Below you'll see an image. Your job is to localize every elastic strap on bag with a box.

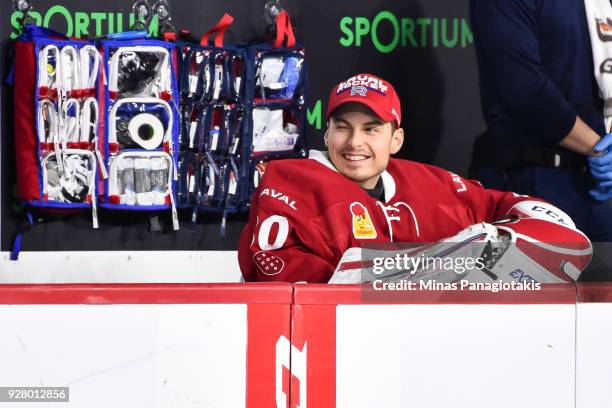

[23,24,68,41]
[200,13,234,48]
[273,10,296,49]
[11,211,35,261]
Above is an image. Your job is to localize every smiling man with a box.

[238,73,591,283]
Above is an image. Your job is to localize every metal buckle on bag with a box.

[13,0,35,28]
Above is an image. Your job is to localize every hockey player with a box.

[238,73,592,283]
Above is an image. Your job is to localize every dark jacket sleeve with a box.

[470,0,577,143]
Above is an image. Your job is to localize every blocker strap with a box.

[273,10,296,49]
[200,13,234,48]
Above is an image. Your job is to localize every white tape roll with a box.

[128,113,164,150]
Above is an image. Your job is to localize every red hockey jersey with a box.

[238,150,545,283]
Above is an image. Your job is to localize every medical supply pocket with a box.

[197,155,241,212]
[229,52,246,102]
[108,98,174,152]
[106,43,174,100]
[210,52,231,102]
[251,105,304,155]
[42,149,97,205]
[181,49,212,101]
[253,49,305,103]
[223,156,242,210]
[181,101,208,150]
[37,43,61,100]
[180,47,246,103]
[38,149,99,229]
[36,41,100,101]
[177,152,241,233]
[177,151,201,207]
[107,151,175,209]
[102,135,180,230]
[204,104,245,155]
[178,13,245,104]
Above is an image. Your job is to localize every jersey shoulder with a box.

[386,158,479,198]
[387,158,457,182]
[260,156,373,213]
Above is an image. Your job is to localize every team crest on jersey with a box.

[350,202,377,239]
[253,251,285,276]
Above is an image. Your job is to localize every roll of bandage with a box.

[127,113,164,150]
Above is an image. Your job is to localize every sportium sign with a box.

[339,11,473,53]
[9,6,159,39]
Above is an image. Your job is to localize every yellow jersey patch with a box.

[350,202,377,239]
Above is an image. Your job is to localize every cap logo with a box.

[337,75,389,95]
[350,85,368,96]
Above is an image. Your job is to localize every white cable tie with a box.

[90,161,99,229]
[80,97,98,143]
[94,145,108,179]
[38,100,58,144]
[61,98,81,144]
[168,159,179,230]
[80,45,100,89]
[60,46,80,95]
[213,61,223,100]
[170,192,179,231]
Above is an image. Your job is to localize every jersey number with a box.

[258,215,289,250]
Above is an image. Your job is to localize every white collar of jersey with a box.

[308,149,396,203]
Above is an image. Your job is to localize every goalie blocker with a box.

[493,200,592,282]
